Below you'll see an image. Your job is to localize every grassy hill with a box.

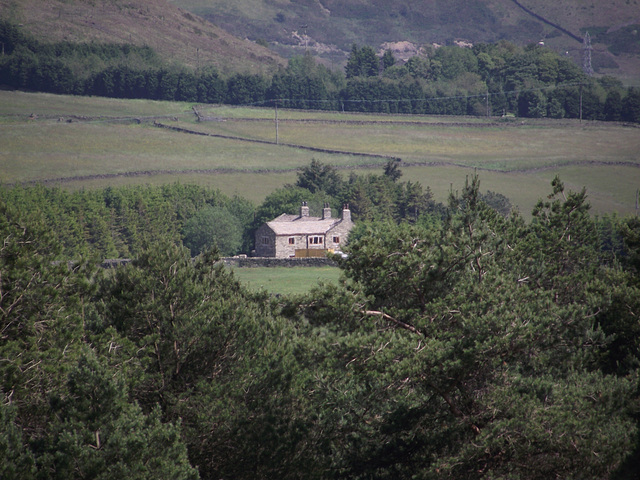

[0,0,285,75]
[169,0,640,84]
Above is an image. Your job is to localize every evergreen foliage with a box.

[182,205,243,256]
[295,158,345,196]
[45,351,199,480]
[295,174,640,478]
[1,172,639,478]
[0,183,252,259]
[345,44,380,78]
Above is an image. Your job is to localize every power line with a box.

[240,82,586,109]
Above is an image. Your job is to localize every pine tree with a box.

[298,174,639,478]
[42,351,198,479]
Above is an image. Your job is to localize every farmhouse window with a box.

[310,236,323,245]
[261,237,270,245]
[333,236,340,244]
[289,237,295,245]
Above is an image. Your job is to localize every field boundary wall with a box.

[221,257,338,268]
[98,257,337,268]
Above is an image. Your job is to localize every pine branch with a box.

[364,310,422,336]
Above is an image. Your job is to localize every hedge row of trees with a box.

[0,160,512,261]
[0,183,256,259]
[0,165,425,263]
[2,20,640,121]
[2,173,639,479]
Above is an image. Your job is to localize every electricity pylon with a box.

[583,32,594,76]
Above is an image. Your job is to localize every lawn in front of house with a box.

[231,266,342,296]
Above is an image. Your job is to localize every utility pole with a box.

[579,84,583,123]
[486,90,490,118]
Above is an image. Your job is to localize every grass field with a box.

[230,266,342,295]
[1,90,639,216]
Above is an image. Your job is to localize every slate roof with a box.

[266,215,343,236]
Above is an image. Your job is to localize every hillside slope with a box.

[169,0,640,83]
[0,0,285,75]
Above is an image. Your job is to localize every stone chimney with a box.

[322,203,332,220]
[300,201,309,217]
[342,204,351,222]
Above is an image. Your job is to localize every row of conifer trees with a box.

[2,20,640,121]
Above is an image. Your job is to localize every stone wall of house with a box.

[254,224,277,257]
[327,218,353,252]
[274,234,307,258]
[273,228,350,259]
[259,231,344,259]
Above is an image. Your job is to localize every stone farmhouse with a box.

[254,202,353,258]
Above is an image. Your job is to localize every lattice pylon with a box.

[583,32,594,76]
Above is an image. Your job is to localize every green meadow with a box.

[1,90,639,216]
[230,266,342,296]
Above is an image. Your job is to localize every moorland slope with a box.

[0,0,285,75]
[170,0,640,82]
